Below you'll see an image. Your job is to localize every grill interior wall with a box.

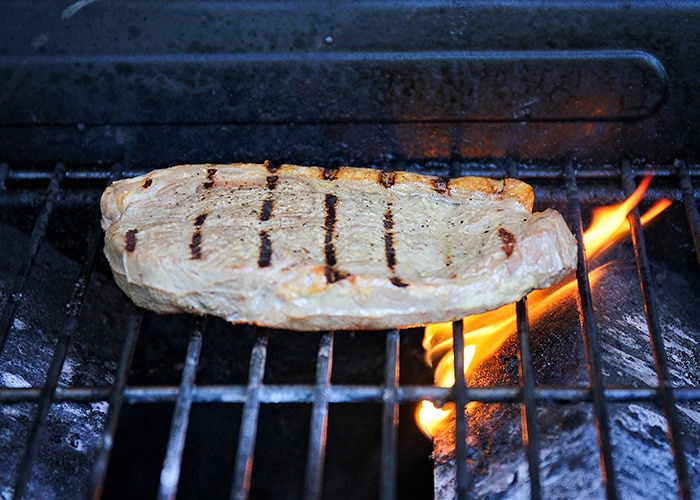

[0,162,699,499]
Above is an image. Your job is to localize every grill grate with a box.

[0,161,699,499]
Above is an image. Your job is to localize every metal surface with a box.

[2,2,700,165]
[0,160,699,499]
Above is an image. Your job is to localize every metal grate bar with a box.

[303,332,333,500]
[0,163,65,356]
[157,316,205,500]
[564,163,618,499]
[515,299,542,499]
[231,332,268,500]
[4,382,700,407]
[89,310,143,500]
[12,203,103,500]
[380,328,400,500]
[621,162,692,500]
[677,159,700,270]
[451,319,472,500]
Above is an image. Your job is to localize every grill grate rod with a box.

[677,159,700,270]
[565,164,618,499]
[89,310,142,499]
[0,163,65,356]
[157,316,205,500]
[621,163,692,500]
[451,319,473,500]
[231,332,268,500]
[12,196,103,500]
[380,328,400,500]
[515,298,542,499]
[303,332,333,500]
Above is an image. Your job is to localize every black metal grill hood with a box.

[1,1,700,167]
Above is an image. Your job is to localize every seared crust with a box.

[101,163,576,331]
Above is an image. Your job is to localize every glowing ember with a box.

[417,177,671,439]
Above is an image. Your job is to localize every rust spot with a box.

[432,176,449,195]
[390,276,409,287]
[498,226,516,258]
[258,230,272,267]
[379,171,396,189]
[142,178,152,189]
[124,229,138,252]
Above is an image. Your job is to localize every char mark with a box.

[260,198,274,221]
[124,229,138,253]
[390,276,409,288]
[190,213,208,259]
[498,226,516,258]
[264,159,279,173]
[432,176,449,195]
[266,175,279,190]
[379,171,396,189]
[323,167,340,181]
[323,193,350,283]
[324,194,338,268]
[203,167,217,189]
[258,230,272,267]
[142,178,152,189]
[383,208,396,271]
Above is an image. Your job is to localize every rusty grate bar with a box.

[564,163,618,499]
[621,161,691,500]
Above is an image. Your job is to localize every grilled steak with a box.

[100,163,577,331]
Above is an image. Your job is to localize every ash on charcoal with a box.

[433,242,700,499]
[0,223,132,499]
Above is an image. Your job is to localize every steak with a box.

[100,163,577,331]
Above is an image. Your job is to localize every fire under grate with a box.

[0,160,699,499]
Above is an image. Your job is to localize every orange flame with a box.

[416,177,671,439]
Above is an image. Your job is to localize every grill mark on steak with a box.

[432,176,449,195]
[323,193,349,283]
[264,159,279,173]
[124,229,138,253]
[259,199,274,222]
[379,171,396,189]
[257,175,279,267]
[323,167,340,181]
[266,175,279,191]
[203,167,217,189]
[190,213,208,260]
[383,204,409,287]
[258,230,272,267]
[498,226,516,258]
[383,207,397,271]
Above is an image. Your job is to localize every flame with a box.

[417,177,671,439]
